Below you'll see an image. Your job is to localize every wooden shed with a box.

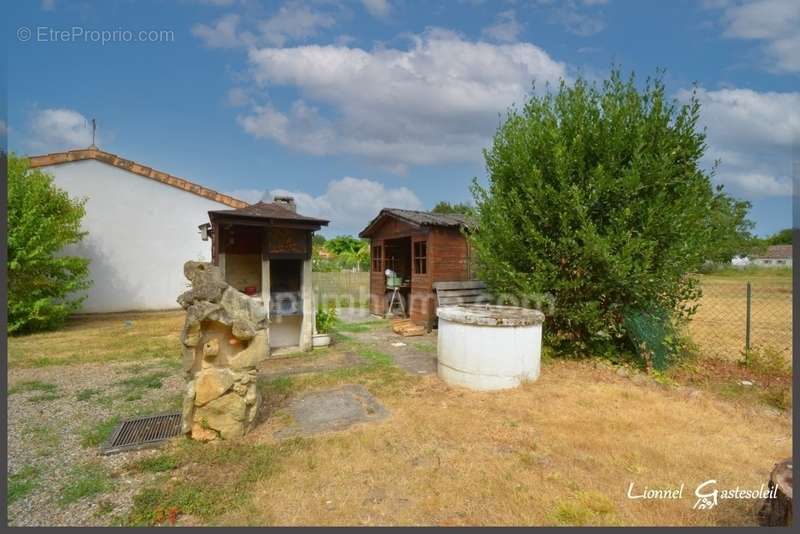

[359,208,473,326]
[203,196,329,351]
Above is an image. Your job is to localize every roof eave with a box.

[209,210,329,228]
[27,148,248,209]
[358,209,422,238]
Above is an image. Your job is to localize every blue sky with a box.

[4,0,798,236]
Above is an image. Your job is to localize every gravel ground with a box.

[7,359,185,526]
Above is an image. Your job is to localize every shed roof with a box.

[209,201,329,228]
[753,245,792,260]
[359,208,470,237]
[27,147,247,209]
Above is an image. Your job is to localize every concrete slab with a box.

[274,384,389,439]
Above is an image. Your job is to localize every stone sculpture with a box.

[178,261,269,441]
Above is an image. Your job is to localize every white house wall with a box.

[41,159,230,313]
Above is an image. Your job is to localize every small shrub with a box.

[743,347,790,378]
[7,153,91,334]
[315,303,338,334]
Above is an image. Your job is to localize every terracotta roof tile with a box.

[27,148,248,209]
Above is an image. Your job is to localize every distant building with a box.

[731,255,751,267]
[751,245,792,268]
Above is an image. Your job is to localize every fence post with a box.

[744,281,752,362]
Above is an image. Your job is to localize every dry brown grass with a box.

[223,360,791,526]
[7,311,184,368]
[690,273,791,362]
[9,310,792,526]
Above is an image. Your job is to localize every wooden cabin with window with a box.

[359,208,473,326]
[201,196,328,351]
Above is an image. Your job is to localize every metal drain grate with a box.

[102,412,182,455]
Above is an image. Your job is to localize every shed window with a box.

[413,241,427,274]
[372,245,383,272]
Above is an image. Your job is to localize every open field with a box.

[691,269,792,362]
[6,310,792,526]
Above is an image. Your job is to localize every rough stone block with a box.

[228,331,268,370]
[194,368,235,406]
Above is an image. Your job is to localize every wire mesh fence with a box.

[689,280,792,362]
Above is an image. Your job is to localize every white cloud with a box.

[192,13,253,48]
[225,86,250,107]
[192,3,336,49]
[482,10,523,43]
[27,108,95,152]
[362,0,391,18]
[712,0,800,72]
[260,2,335,47]
[238,28,567,170]
[230,176,422,235]
[552,1,606,36]
[532,0,606,36]
[0,120,7,136]
[677,87,799,196]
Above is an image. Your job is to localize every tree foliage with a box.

[311,233,326,247]
[764,228,792,246]
[470,70,755,360]
[7,153,92,334]
[704,192,757,262]
[313,235,369,271]
[431,201,475,216]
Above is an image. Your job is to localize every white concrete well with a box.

[436,304,545,391]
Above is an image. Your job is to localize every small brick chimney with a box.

[273,195,296,212]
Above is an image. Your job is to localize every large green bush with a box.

[7,153,91,334]
[470,70,754,359]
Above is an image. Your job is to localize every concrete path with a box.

[349,324,438,375]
